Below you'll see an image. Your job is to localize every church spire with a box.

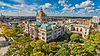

[40,7,43,12]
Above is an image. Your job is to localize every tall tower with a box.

[36,8,47,22]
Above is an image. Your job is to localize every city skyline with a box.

[0,0,100,16]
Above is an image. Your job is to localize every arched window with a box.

[80,28,82,32]
[77,28,78,31]
[73,27,75,31]
[71,25,75,31]
[68,29,69,31]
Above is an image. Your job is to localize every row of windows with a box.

[71,28,83,32]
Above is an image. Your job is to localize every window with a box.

[80,28,82,32]
[47,32,52,36]
[85,32,87,34]
[72,27,75,31]
[42,37,45,39]
[55,31,56,33]
[58,32,61,35]
[58,29,61,31]
[54,35,56,38]
[42,33,45,35]
[77,28,78,31]
[47,36,51,40]
[68,29,69,31]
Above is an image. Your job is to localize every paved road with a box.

[0,37,9,56]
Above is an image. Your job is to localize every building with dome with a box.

[22,8,91,42]
[36,8,48,22]
[23,8,66,42]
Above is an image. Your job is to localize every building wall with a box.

[92,16,100,24]
[65,24,90,38]
[37,27,65,42]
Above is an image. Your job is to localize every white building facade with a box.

[65,24,90,38]
[92,16,100,25]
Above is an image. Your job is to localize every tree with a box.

[49,53,54,56]
[63,33,70,42]
[0,21,2,26]
[30,52,45,56]
[49,42,61,53]
[42,44,50,54]
[4,35,33,56]
[0,24,23,41]
[55,43,70,56]
[1,26,11,41]
[12,24,24,35]
[67,32,73,37]
[70,34,80,43]
[30,40,36,48]
[55,47,70,56]
[34,40,46,52]
[83,31,100,56]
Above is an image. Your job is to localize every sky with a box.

[0,0,100,16]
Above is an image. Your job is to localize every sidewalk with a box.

[0,46,9,56]
[0,37,9,56]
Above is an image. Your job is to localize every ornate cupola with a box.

[36,8,48,22]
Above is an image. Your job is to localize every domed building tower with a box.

[36,8,48,22]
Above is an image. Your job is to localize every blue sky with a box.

[0,0,100,16]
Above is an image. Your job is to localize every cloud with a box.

[40,3,53,9]
[0,1,19,9]
[88,10,95,13]
[1,6,4,9]
[75,0,94,8]
[58,0,66,6]
[10,0,25,3]
[62,6,75,13]
[85,7,94,10]
[0,1,38,11]
[96,9,100,11]
[0,2,6,6]
[78,9,86,13]
[58,0,65,4]
[12,4,38,14]
[0,1,38,16]
[0,10,37,16]
[62,7,70,11]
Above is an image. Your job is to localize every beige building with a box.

[65,24,90,38]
